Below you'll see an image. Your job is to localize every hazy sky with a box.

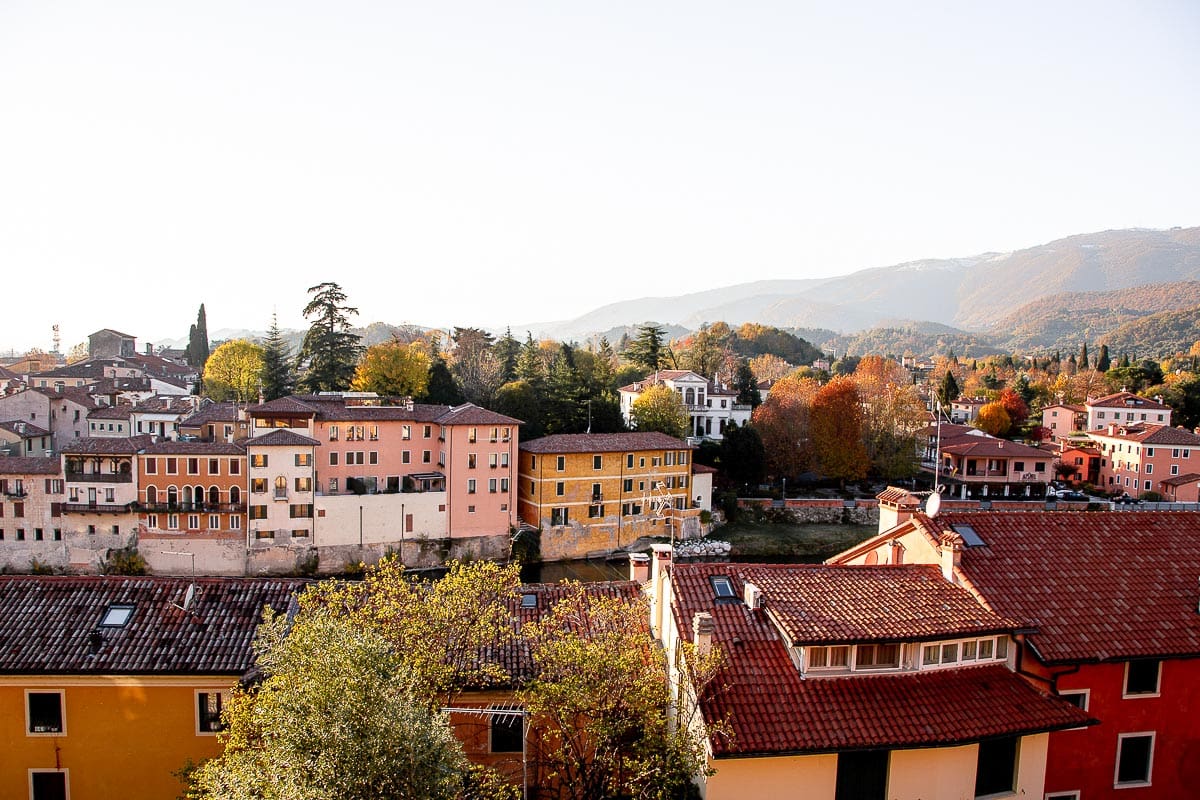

[2,1,1199,353]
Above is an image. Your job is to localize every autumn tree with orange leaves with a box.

[750,374,820,480]
[810,376,871,488]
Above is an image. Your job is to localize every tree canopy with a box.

[630,384,689,438]
[203,339,265,402]
[624,324,671,373]
[351,340,431,398]
[297,282,363,393]
[259,313,295,401]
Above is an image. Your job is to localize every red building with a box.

[833,505,1200,798]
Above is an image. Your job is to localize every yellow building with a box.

[517,432,701,561]
[0,575,304,800]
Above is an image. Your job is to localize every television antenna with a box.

[160,551,200,612]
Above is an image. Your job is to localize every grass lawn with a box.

[715,520,877,562]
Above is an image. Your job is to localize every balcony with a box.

[62,502,133,514]
[3,489,27,499]
[65,471,133,484]
[139,502,246,514]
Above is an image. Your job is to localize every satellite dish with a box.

[925,492,942,518]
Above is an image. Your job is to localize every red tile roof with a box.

[87,405,133,420]
[61,435,155,455]
[1087,391,1169,410]
[0,576,307,675]
[916,511,1200,663]
[0,456,61,475]
[142,441,245,456]
[435,403,523,426]
[247,429,320,447]
[0,420,50,437]
[1160,472,1200,486]
[940,438,1046,459]
[1091,423,1200,446]
[179,401,241,426]
[673,563,1023,646]
[669,563,1089,756]
[521,432,692,454]
[876,486,920,507]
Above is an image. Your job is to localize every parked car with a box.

[1054,490,1089,501]
[1113,493,1142,505]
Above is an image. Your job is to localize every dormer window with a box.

[807,645,850,671]
[855,643,900,670]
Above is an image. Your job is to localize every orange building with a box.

[0,575,304,800]
[517,433,700,561]
[137,441,247,537]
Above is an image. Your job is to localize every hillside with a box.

[821,322,1000,360]
[1097,306,1200,358]
[988,281,1200,352]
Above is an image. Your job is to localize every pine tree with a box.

[296,283,363,393]
[544,345,586,434]
[625,323,669,373]
[493,327,520,384]
[516,333,546,390]
[259,312,295,401]
[937,370,960,407]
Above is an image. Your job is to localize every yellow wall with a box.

[704,753,837,800]
[704,736,1049,800]
[1,676,237,800]
[888,744,977,798]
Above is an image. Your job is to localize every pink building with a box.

[1085,392,1171,431]
[1040,403,1084,439]
[1088,423,1200,497]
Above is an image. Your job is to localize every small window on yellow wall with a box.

[197,691,227,734]
[26,690,64,735]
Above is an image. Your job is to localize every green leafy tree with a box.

[1165,374,1200,430]
[519,585,717,800]
[625,323,670,373]
[259,312,295,401]
[544,345,587,434]
[630,384,689,438]
[494,380,543,438]
[734,360,762,408]
[203,339,265,402]
[516,333,548,391]
[589,337,618,397]
[351,340,431,398]
[679,323,727,378]
[810,376,870,487]
[297,282,363,393]
[188,607,468,800]
[451,328,505,406]
[426,355,464,405]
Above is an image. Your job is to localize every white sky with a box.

[2,1,1199,353]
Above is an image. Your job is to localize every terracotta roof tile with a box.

[87,405,133,420]
[0,420,50,437]
[0,456,61,475]
[1091,423,1200,446]
[669,563,1089,756]
[0,576,307,675]
[1160,472,1200,486]
[1088,391,1169,410]
[921,511,1200,663]
[435,403,523,426]
[142,441,245,456]
[521,432,691,454]
[247,429,320,447]
[60,435,154,455]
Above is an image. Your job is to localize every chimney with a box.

[648,543,673,640]
[628,552,651,583]
[145,343,153,355]
[692,611,715,656]
[939,532,963,583]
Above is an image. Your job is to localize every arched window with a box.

[229,486,241,505]
[195,485,205,509]
[275,476,287,499]
[168,486,179,508]
[146,486,157,505]
[209,486,220,506]
[182,486,193,508]
[685,388,695,405]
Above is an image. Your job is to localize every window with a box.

[855,643,900,670]
[923,644,940,666]
[468,453,477,468]
[168,515,179,530]
[291,529,309,538]
[556,481,564,496]
[197,691,227,734]
[249,505,267,520]
[423,425,431,438]
[187,458,199,475]
[623,478,633,492]
[295,477,312,492]
[501,452,509,467]
[251,478,267,493]
[1145,464,1153,474]
[29,770,67,800]
[836,749,888,800]
[1124,659,1161,697]
[711,576,735,598]
[551,507,569,526]
[401,425,411,440]
[423,450,431,463]
[626,453,634,468]
[208,514,219,529]
[974,736,1017,797]
[1115,732,1154,787]
[941,642,959,664]
[593,455,602,469]
[369,425,378,441]
[329,425,339,441]
[369,451,378,465]
[250,454,268,468]
[295,453,311,467]
[808,645,850,670]
[27,691,64,734]
[468,479,476,494]
[490,706,524,753]
[230,516,241,530]
[147,514,158,529]
[187,515,199,530]
[489,479,497,493]
[229,459,240,475]
[289,504,313,518]
[588,504,604,518]
[329,451,339,466]
[489,453,498,468]
[556,456,565,471]
[100,604,134,627]
[145,458,157,475]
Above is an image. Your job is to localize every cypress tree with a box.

[1095,344,1111,373]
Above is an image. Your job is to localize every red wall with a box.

[1044,658,1200,797]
